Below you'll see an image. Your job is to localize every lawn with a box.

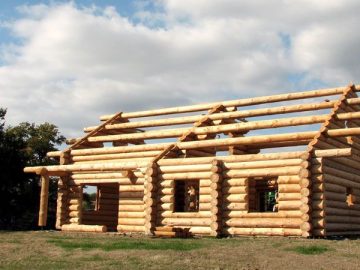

[0,231,359,270]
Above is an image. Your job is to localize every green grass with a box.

[47,238,203,251]
[289,245,330,255]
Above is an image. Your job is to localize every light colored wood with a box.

[224,218,302,228]
[100,85,353,120]
[223,211,303,218]
[223,167,308,178]
[85,100,340,131]
[117,225,145,232]
[223,159,308,170]
[89,114,332,142]
[38,174,49,227]
[223,227,303,236]
[61,224,107,232]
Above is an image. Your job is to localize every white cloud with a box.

[0,1,359,139]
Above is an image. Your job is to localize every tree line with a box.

[0,108,65,230]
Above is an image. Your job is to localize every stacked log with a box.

[56,176,69,229]
[308,86,360,236]
[210,160,223,236]
[312,158,360,236]
[117,174,145,233]
[157,163,213,236]
[153,226,191,238]
[62,224,107,232]
[143,164,158,235]
[67,186,82,225]
[221,154,309,237]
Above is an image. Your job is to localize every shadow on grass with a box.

[48,238,203,251]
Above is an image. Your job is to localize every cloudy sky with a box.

[1,0,359,138]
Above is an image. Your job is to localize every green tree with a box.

[0,109,65,229]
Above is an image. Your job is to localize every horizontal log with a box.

[118,205,144,212]
[24,162,148,174]
[323,170,360,189]
[223,159,308,170]
[117,225,144,232]
[312,191,346,202]
[223,178,248,187]
[118,212,145,218]
[278,201,302,211]
[89,114,332,142]
[61,224,107,232]
[223,227,303,236]
[223,202,248,211]
[223,194,248,203]
[72,151,161,162]
[224,218,302,228]
[118,218,145,226]
[159,211,212,218]
[325,207,360,217]
[100,85,354,120]
[87,100,344,131]
[278,193,301,201]
[71,172,144,180]
[223,211,302,218]
[223,167,308,178]
[222,186,248,193]
[160,218,211,226]
[158,164,213,173]
[160,172,212,180]
[326,223,360,232]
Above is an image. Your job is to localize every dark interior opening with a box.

[174,180,199,212]
[249,178,278,212]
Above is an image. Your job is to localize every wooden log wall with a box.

[156,163,214,236]
[221,155,310,237]
[82,184,119,231]
[117,174,145,233]
[55,176,69,229]
[310,87,360,236]
[144,164,158,234]
[67,186,82,225]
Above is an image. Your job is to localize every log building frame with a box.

[24,84,360,237]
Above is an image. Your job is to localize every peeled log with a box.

[38,174,49,227]
[224,218,302,228]
[223,227,303,236]
[100,85,352,120]
[117,225,144,232]
[223,167,308,178]
[61,224,107,232]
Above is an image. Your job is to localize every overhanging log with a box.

[100,85,359,120]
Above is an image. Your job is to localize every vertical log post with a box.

[210,160,223,237]
[38,169,49,227]
[144,164,159,235]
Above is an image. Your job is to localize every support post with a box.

[38,172,50,227]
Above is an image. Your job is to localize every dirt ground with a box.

[0,231,359,270]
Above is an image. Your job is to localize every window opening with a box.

[249,178,278,212]
[82,185,99,211]
[174,180,199,212]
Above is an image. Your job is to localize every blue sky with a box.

[0,0,359,139]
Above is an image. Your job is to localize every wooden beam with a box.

[38,173,49,227]
[100,85,357,120]
[86,100,337,132]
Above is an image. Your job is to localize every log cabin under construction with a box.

[24,84,360,237]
